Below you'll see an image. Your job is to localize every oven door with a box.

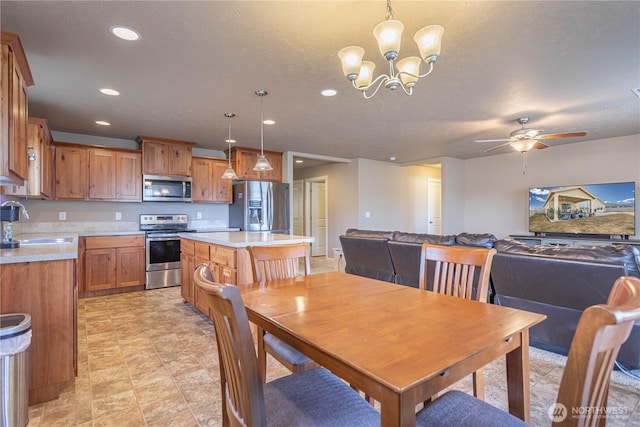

[146,235,181,271]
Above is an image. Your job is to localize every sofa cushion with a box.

[339,235,395,282]
[345,229,395,239]
[392,232,456,246]
[456,232,498,248]
[494,239,640,277]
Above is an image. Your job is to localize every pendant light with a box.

[253,90,273,171]
[221,113,239,180]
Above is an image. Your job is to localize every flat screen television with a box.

[529,181,636,237]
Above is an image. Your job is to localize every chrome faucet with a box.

[1,200,30,220]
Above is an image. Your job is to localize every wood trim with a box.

[1,31,34,86]
[136,135,196,147]
[51,141,141,154]
[79,284,145,299]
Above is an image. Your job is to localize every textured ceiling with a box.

[2,1,639,167]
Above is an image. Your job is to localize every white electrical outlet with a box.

[196,212,202,219]
[115,212,122,221]
[59,212,66,221]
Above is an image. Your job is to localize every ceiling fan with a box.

[475,116,587,153]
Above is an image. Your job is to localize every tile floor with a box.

[26,257,640,427]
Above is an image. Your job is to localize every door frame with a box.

[304,175,329,257]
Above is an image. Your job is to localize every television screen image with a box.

[529,181,636,236]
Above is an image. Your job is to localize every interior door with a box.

[292,180,304,235]
[310,181,327,256]
[427,178,442,234]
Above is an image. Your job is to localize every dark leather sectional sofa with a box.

[339,229,640,368]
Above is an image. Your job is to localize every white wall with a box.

[462,134,640,239]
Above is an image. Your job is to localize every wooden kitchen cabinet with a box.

[1,259,76,405]
[180,238,252,319]
[137,136,194,177]
[55,144,87,199]
[82,235,145,294]
[4,118,54,199]
[192,156,232,203]
[228,147,283,182]
[0,32,34,185]
[55,142,142,201]
[180,238,195,305]
[88,148,142,201]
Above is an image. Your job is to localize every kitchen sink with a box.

[19,237,74,245]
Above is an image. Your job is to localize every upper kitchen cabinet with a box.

[54,142,142,201]
[137,136,194,177]
[0,31,35,185]
[191,157,232,203]
[4,118,54,199]
[228,147,283,182]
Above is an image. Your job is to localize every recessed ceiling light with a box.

[99,88,120,96]
[263,120,275,125]
[389,156,397,161]
[321,89,337,97]
[225,139,236,143]
[109,25,141,41]
[95,120,111,126]
[295,159,304,163]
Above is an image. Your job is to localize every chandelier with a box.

[253,90,273,171]
[221,113,239,180]
[338,0,444,99]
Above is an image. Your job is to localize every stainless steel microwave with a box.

[143,175,192,202]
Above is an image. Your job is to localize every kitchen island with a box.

[0,233,79,404]
[179,231,314,317]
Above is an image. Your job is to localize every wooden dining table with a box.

[237,271,546,427]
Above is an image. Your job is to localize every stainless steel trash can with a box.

[1,314,31,427]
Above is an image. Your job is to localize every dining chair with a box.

[193,264,380,427]
[419,243,497,400]
[247,243,319,381]
[416,275,640,427]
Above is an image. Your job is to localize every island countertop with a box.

[0,233,79,264]
[180,231,314,248]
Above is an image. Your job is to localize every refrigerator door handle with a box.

[267,184,273,230]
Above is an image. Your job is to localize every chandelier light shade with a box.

[253,90,273,172]
[221,113,239,180]
[338,0,444,99]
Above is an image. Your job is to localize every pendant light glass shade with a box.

[222,113,239,180]
[253,90,273,172]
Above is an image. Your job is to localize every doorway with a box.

[292,176,328,257]
[427,178,441,234]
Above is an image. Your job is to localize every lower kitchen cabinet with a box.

[0,259,76,405]
[81,235,145,295]
[180,238,252,319]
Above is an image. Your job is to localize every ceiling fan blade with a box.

[538,131,587,139]
[484,141,515,152]
[533,141,549,150]
[475,138,512,143]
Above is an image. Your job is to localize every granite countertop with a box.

[181,231,314,248]
[1,232,79,264]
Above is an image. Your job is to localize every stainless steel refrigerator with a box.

[229,181,290,233]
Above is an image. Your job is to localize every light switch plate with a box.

[59,212,66,221]
[115,212,122,220]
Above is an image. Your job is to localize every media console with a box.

[510,234,640,249]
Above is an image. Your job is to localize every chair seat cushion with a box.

[264,332,314,365]
[416,390,530,427]
[265,368,380,426]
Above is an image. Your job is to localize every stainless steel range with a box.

[140,214,195,290]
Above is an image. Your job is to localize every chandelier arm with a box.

[360,77,389,100]
[351,73,389,92]
[399,83,413,96]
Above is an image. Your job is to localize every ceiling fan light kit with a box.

[338,0,444,99]
[475,116,588,174]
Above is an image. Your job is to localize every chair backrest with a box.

[247,243,311,282]
[193,263,267,427]
[554,276,640,427]
[418,244,497,302]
